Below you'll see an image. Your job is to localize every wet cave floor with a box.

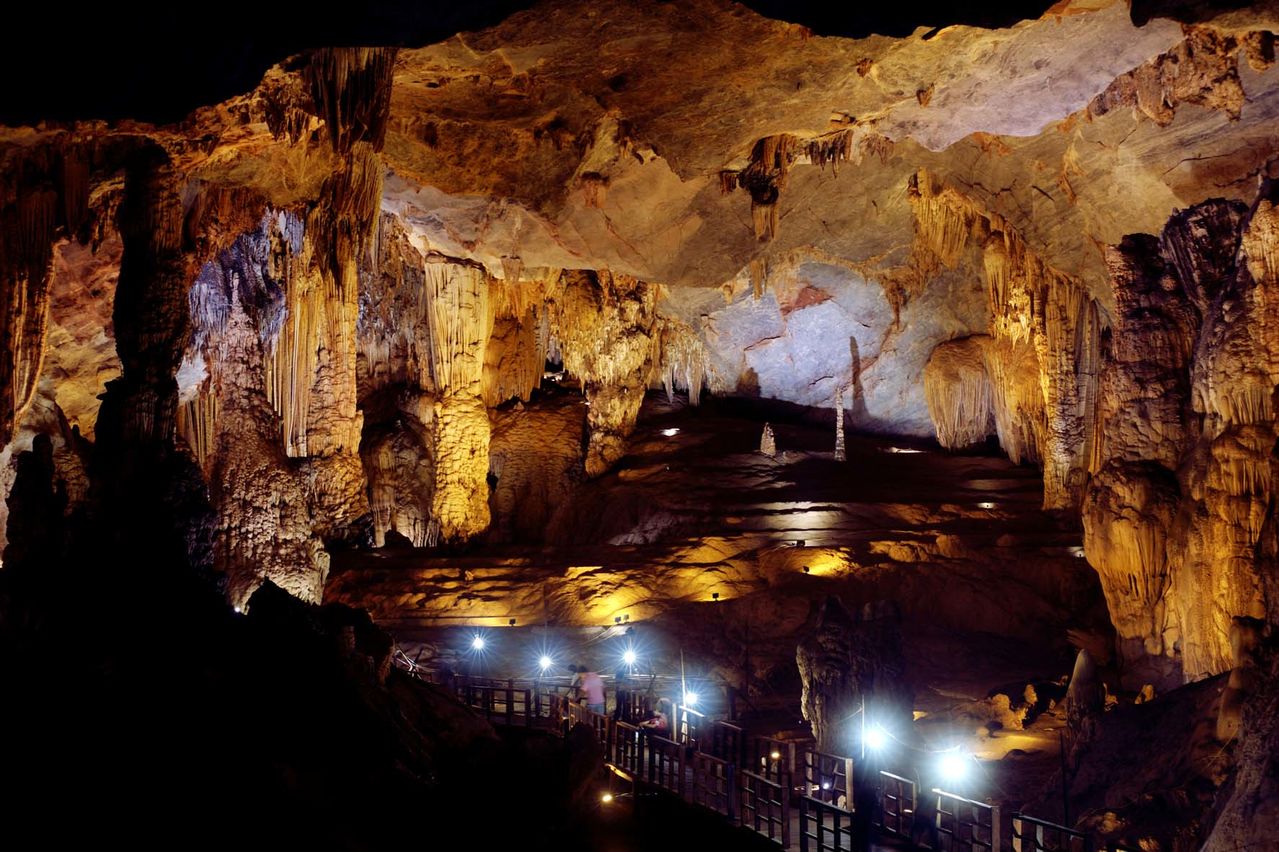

[330,393,1107,819]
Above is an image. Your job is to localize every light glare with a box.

[939,751,969,785]
[683,691,699,706]
[471,635,486,651]
[601,792,614,803]
[865,724,888,751]
[539,655,553,671]
[623,649,637,666]
[662,427,680,437]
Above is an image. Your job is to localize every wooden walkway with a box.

[398,658,1133,852]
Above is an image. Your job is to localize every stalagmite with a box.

[759,422,776,457]
[833,385,846,461]
[210,292,326,607]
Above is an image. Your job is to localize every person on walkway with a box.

[573,665,606,715]
[639,699,671,737]
[613,666,632,721]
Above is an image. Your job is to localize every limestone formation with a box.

[4,2,1279,841]
[1083,190,1278,686]
[796,597,913,755]
[923,335,995,450]
[552,270,660,477]
[759,423,776,457]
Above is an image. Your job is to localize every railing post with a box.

[799,795,810,852]
[781,772,792,848]
[726,761,736,821]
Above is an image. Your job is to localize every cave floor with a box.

[331,393,1102,816]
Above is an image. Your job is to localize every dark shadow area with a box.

[3,0,1064,126]
[0,0,536,125]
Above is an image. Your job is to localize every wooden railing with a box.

[460,683,534,728]
[1012,813,1092,852]
[740,769,791,847]
[877,770,917,840]
[748,735,800,784]
[394,658,1136,852]
[612,720,645,776]
[803,749,853,809]
[707,719,743,764]
[676,704,706,750]
[646,734,686,797]
[799,795,856,852]
[935,788,1000,852]
[689,751,735,818]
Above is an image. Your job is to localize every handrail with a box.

[934,787,1000,852]
[799,794,856,852]
[397,651,1130,852]
[877,770,917,840]
[739,769,791,847]
[1012,812,1092,852]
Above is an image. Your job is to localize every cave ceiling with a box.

[7,0,1277,308]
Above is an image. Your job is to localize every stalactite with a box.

[177,385,218,471]
[910,168,1100,509]
[305,47,398,154]
[656,317,708,406]
[982,338,1045,466]
[424,260,493,396]
[749,256,768,300]
[923,335,996,450]
[551,269,659,477]
[751,201,778,242]
[0,142,98,449]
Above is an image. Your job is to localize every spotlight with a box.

[539,655,554,672]
[977,502,995,510]
[864,724,888,752]
[938,751,970,786]
[683,691,699,707]
[662,427,680,437]
[471,635,486,651]
[623,649,637,666]
[601,792,614,804]
[770,750,781,761]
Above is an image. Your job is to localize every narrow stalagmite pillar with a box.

[759,422,776,457]
[833,385,846,462]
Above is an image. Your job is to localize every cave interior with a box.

[3,1,1279,849]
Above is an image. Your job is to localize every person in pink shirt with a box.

[573,665,606,714]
